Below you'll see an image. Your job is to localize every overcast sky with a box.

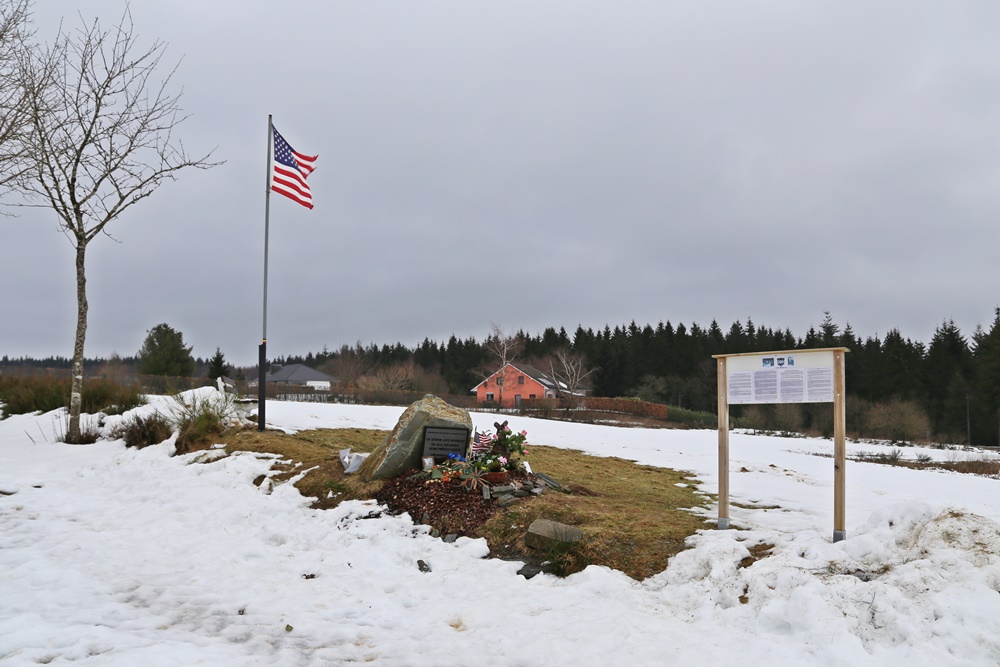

[3,1,999,366]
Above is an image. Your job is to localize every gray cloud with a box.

[3,1,999,365]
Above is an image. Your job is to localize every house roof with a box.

[265,364,335,384]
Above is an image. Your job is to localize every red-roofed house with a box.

[471,362,586,408]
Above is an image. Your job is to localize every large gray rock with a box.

[524,518,583,550]
[358,395,472,480]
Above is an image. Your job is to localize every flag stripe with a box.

[272,184,312,204]
[272,165,310,194]
[471,431,492,453]
[271,125,317,210]
[272,181,312,203]
[272,187,313,209]
[293,152,317,175]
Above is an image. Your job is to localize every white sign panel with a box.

[726,350,835,404]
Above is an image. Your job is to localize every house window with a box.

[529,394,536,399]
[486,392,495,402]
[518,376,525,385]
[496,377,503,386]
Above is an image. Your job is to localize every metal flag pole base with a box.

[257,341,266,432]
[833,530,847,543]
[718,517,730,530]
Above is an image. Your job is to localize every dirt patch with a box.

[738,542,775,569]
[375,471,505,537]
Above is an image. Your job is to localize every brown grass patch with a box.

[476,446,708,580]
[737,542,775,568]
[935,459,1000,476]
[732,501,782,510]
[221,427,388,508]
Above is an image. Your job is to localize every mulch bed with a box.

[374,469,527,538]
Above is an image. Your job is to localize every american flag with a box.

[471,431,492,454]
[271,127,317,209]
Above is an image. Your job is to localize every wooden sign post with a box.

[713,347,849,542]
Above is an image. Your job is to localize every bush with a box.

[114,413,173,449]
[169,392,236,454]
[866,399,931,443]
[0,375,145,417]
[738,405,771,432]
[666,405,718,429]
[0,375,67,416]
[857,448,905,466]
[81,378,145,415]
[773,403,804,435]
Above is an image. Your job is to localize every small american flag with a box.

[471,431,492,454]
[271,126,317,209]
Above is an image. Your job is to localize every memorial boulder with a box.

[357,395,472,480]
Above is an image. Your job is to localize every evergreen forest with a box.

[3,311,1000,446]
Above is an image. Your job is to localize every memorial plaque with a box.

[422,426,470,462]
[725,350,835,404]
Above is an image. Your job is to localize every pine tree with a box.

[819,311,840,346]
[136,324,195,377]
[971,308,1000,445]
[923,320,971,440]
[207,347,229,381]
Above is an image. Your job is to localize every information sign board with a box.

[714,347,849,542]
[725,350,835,404]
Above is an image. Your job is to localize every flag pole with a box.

[258,114,273,432]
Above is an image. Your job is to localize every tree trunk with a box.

[67,239,88,443]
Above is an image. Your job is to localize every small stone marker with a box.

[535,472,563,489]
[525,518,583,550]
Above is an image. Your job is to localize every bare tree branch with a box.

[0,0,33,197]
[548,347,596,404]
[482,324,523,407]
[15,5,221,441]
[358,363,416,392]
[21,6,221,242]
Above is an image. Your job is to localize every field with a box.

[2,391,1000,665]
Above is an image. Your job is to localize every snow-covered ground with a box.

[2,392,1000,665]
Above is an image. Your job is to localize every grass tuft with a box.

[113,413,174,449]
[169,392,239,454]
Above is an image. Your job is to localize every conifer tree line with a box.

[4,310,1000,445]
[269,310,1000,446]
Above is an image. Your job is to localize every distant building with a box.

[264,363,336,389]
[471,362,587,408]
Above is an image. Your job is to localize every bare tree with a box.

[548,347,596,406]
[0,0,31,194]
[358,363,416,392]
[321,343,371,388]
[482,324,523,407]
[18,8,219,442]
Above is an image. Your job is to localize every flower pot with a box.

[482,470,509,485]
